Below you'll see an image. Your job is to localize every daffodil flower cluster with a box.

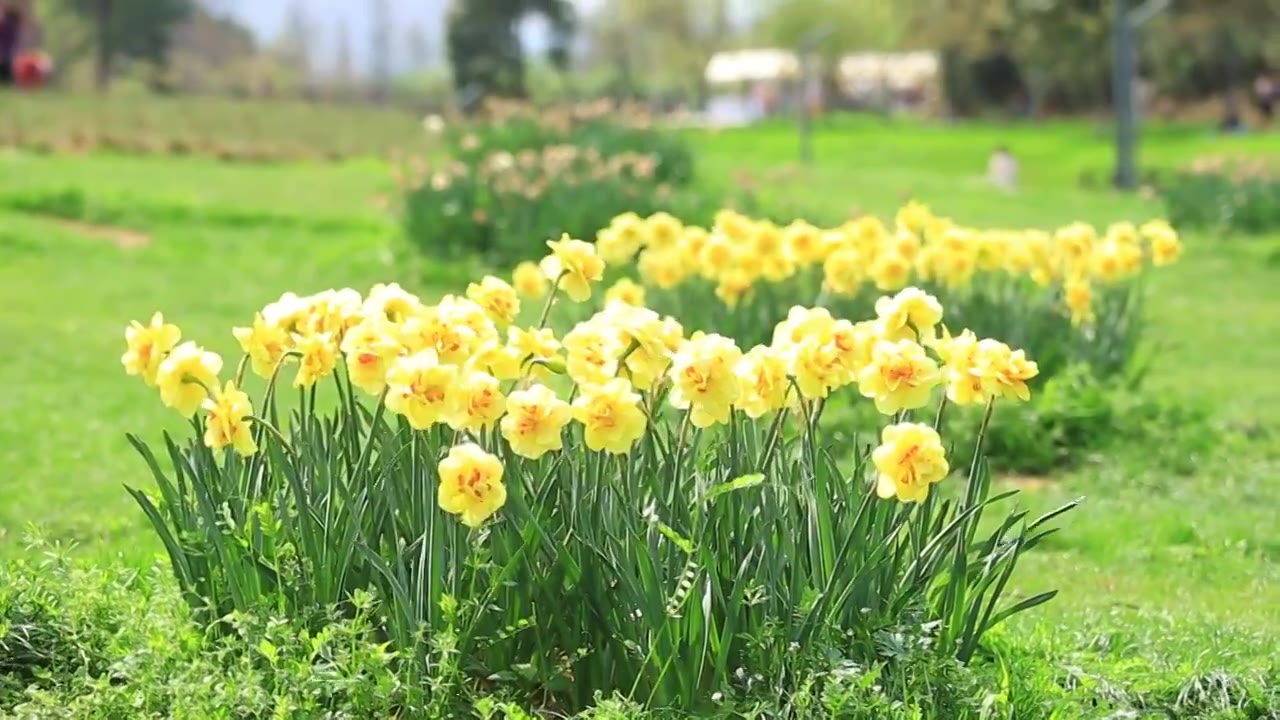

[593,202,1182,329]
[123,233,1042,529]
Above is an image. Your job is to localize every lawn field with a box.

[3,117,1279,715]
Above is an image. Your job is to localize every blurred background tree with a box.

[446,0,574,105]
[15,0,1277,119]
[67,0,194,90]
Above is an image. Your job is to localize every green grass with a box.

[3,113,1280,715]
[1,92,425,160]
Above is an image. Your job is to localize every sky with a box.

[214,0,575,76]
[214,0,765,77]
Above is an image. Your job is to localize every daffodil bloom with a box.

[447,371,506,432]
[508,326,562,372]
[1054,222,1096,268]
[299,288,363,340]
[1064,278,1094,327]
[874,287,944,344]
[123,312,182,386]
[698,234,735,278]
[466,275,521,326]
[822,247,864,297]
[437,443,507,527]
[340,317,403,395]
[714,272,753,308]
[680,226,710,265]
[573,379,647,454]
[401,307,479,366]
[932,328,989,405]
[563,322,623,387]
[890,229,922,261]
[857,339,941,415]
[602,304,677,391]
[261,291,309,332]
[605,278,646,307]
[771,305,836,347]
[895,200,934,236]
[638,248,690,290]
[385,351,460,430]
[364,282,422,322]
[714,208,754,241]
[973,339,1038,402]
[156,341,223,418]
[500,384,573,459]
[872,422,949,503]
[468,339,523,381]
[668,333,743,428]
[828,318,876,380]
[788,336,845,400]
[645,211,685,251]
[292,332,339,388]
[1141,219,1182,266]
[512,261,548,299]
[202,381,257,455]
[735,345,791,418]
[438,295,500,347]
[597,224,644,266]
[1090,240,1132,283]
[1105,221,1141,247]
[540,234,605,303]
[233,313,292,379]
[783,220,824,266]
[870,251,911,291]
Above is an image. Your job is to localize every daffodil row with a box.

[590,202,1182,327]
[123,236,1039,528]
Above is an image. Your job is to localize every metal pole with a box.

[1113,0,1138,190]
[795,24,833,165]
[798,53,813,164]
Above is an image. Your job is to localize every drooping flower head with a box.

[500,384,573,459]
[202,380,257,456]
[123,312,182,386]
[872,422,950,503]
[437,443,507,527]
[157,341,223,418]
[540,234,605,303]
[573,378,648,454]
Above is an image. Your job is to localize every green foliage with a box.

[0,539,422,717]
[124,340,1068,712]
[1163,166,1280,236]
[951,365,1217,476]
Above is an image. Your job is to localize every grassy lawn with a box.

[3,117,1279,713]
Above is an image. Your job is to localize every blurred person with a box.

[0,1,21,86]
[1255,74,1276,124]
[987,145,1018,191]
[14,49,50,88]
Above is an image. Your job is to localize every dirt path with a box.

[44,217,150,249]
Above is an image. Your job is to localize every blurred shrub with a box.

[1163,156,1280,235]
[399,99,708,264]
[823,365,1216,477]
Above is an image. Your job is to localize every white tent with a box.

[838,51,939,95]
[705,49,800,85]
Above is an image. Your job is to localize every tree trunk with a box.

[95,0,113,91]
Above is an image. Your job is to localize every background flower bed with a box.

[1161,156,1280,236]
[580,204,1195,475]
[398,101,720,265]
